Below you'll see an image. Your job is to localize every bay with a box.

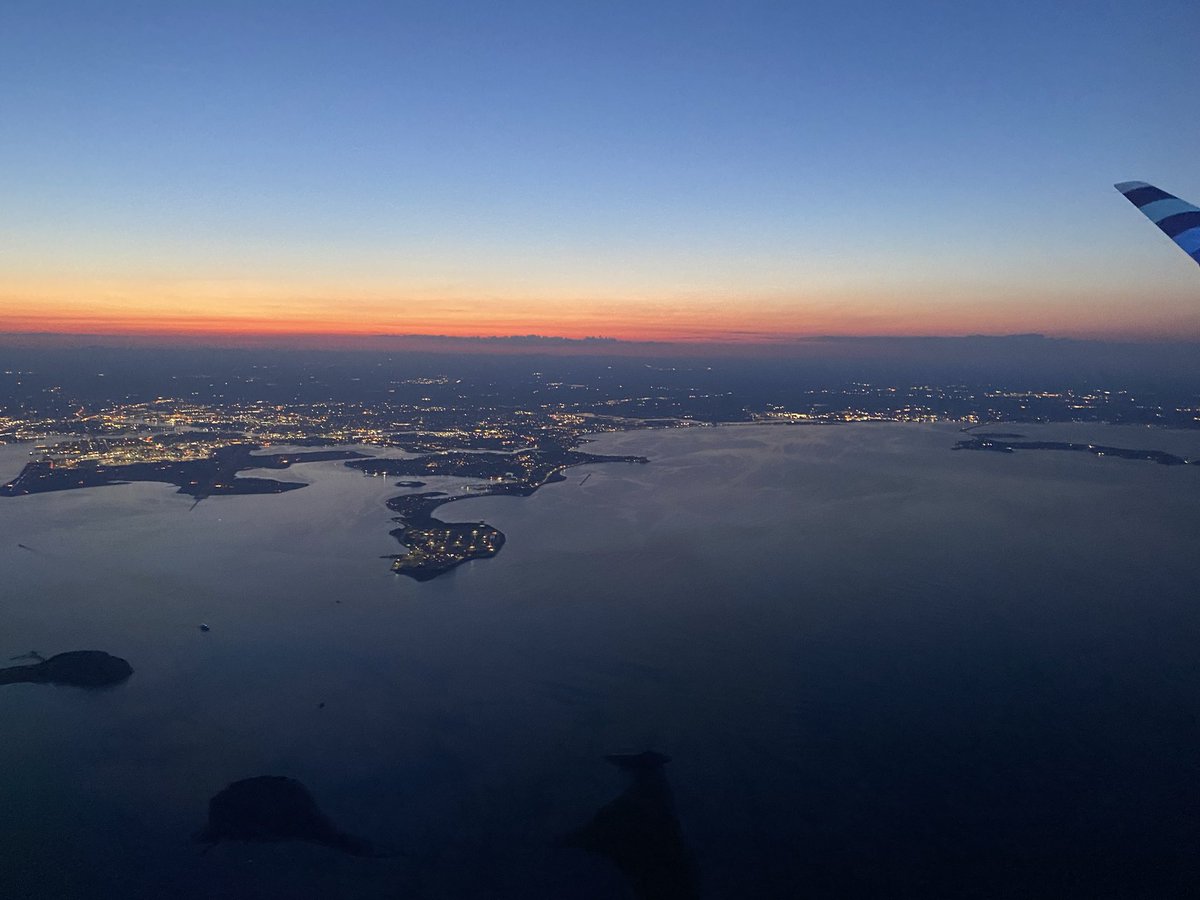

[1,423,1198,898]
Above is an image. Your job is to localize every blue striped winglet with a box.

[1115,181,1200,265]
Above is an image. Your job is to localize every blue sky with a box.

[1,0,1197,340]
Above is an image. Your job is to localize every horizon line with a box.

[4,328,1200,356]
[3,328,1196,343]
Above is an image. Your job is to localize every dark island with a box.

[561,752,699,900]
[1,445,368,500]
[0,651,133,688]
[347,442,647,581]
[196,775,375,857]
[954,437,1193,466]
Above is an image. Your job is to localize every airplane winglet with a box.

[1114,181,1200,265]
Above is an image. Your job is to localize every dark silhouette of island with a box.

[348,444,647,581]
[0,651,132,688]
[1,445,368,500]
[954,436,1192,466]
[196,775,375,857]
[561,752,699,900]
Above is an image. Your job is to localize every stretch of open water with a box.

[1,423,1199,898]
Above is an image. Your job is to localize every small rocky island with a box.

[0,651,133,688]
[562,752,699,900]
[196,775,375,857]
[347,441,647,581]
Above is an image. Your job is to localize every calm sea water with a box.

[1,423,1199,899]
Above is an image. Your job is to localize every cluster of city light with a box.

[33,435,218,468]
[392,525,499,572]
[4,384,651,501]
[754,409,958,424]
[5,373,1199,466]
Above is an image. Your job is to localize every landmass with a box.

[196,775,376,857]
[953,436,1193,466]
[5,352,1197,584]
[383,492,505,582]
[1,445,368,500]
[348,443,647,581]
[0,651,133,688]
[0,411,647,581]
[561,752,699,900]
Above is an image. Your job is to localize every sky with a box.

[1,0,1198,346]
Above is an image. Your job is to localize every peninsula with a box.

[347,442,647,581]
[1,445,369,500]
[953,436,1193,466]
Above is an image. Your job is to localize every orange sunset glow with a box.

[4,275,1200,347]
